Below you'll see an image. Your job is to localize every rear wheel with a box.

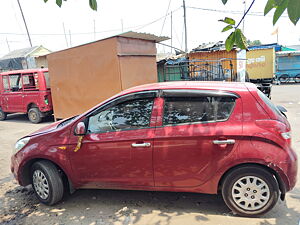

[278,74,289,83]
[222,166,279,217]
[294,74,300,83]
[31,161,64,205]
[0,108,7,121]
[28,107,42,123]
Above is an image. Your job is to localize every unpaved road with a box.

[0,84,299,225]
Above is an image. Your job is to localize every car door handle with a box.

[131,143,151,148]
[213,139,235,145]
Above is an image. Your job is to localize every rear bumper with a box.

[280,146,298,191]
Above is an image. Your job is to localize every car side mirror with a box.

[75,122,86,136]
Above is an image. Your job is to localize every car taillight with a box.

[255,119,291,146]
[44,95,49,105]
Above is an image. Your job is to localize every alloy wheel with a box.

[33,170,49,200]
[231,176,270,211]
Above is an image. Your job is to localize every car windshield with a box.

[257,90,284,118]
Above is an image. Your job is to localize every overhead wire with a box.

[187,6,288,17]
[0,7,181,37]
[160,0,172,36]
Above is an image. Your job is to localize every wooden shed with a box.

[47,32,168,119]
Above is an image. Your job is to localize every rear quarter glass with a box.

[255,90,290,128]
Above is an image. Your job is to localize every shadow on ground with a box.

[4,113,54,124]
[1,180,300,225]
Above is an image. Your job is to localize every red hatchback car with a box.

[11,82,297,216]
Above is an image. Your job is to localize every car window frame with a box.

[86,90,158,134]
[160,89,238,127]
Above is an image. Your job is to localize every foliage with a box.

[247,39,262,46]
[43,0,299,51]
[43,0,98,11]
[221,0,299,51]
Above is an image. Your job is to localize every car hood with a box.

[29,121,61,137]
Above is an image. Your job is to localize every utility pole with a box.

[183,0,188,53]
[171,11,173,54]
[16,0,32,47]
[69,30,72,47]
[242,0,246,33]
[62,23,69,48]
[94,20,96,40]
[121,19,124,32]
[6,37,11,52]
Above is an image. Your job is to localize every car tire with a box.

[0,108,7,121]
[221,166,279,217]
[28,107,42,124]
[31,160,64,205]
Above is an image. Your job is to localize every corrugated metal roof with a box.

[1,45,51,59]
[248,43,281,50]
[48,32,169,55]
[276,51,300,56]
[1,46,39,59]
[117,31,169,43]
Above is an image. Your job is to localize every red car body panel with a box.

[0,69,52,114]
[11,81,298,196]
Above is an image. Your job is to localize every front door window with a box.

[88,98,154,133]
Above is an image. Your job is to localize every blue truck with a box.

[275,51,300,83]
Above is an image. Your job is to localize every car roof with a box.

[121,81,257,96]
[0,68,48,75]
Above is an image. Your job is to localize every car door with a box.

[1,75,10,111]
[69,91,158,188]
[153,89,243,188]
[5,74,23,112]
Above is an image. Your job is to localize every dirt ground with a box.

[0,84,299,225]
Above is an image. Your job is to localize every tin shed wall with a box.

[116,37,157,90]
[246,48,274,79]
[47,37,121,119]
[188,50,238,72]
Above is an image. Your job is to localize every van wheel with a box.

[28,108,42,123]
[31,161,64,205]
[0,108,7,121]
[221,166,279,217]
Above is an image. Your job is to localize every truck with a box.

[275,51,300,83]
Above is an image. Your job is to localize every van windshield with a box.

[257,90,284,118]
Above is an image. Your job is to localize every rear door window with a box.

[43,72,51,89]
[163,96,236,126]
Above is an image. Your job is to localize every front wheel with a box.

[222,166,279,217]
[31,161,64,205]
[0,108,7,121]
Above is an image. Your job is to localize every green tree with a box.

[247,40,262,46]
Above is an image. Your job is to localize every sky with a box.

[0,0,299,57]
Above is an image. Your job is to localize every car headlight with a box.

[13,137,30,155]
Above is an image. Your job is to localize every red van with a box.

[11,81,297,216]
[0,69,53,123]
